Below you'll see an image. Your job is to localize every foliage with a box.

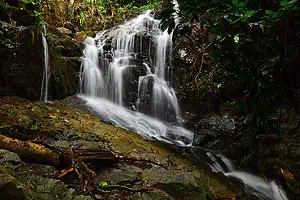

[162,0,300,135]
[77,0,161,30]
[20,0,45,24]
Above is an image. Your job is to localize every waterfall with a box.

[79,10,191,144]
[40,24,50,102]
[79,95,193,145]
[80,10,181,122]
[80,36,105,97]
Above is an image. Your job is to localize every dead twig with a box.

[194,42,213,85]
[97,185,150,193]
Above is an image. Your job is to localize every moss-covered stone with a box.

[0,149,93,200]
[0,96,242,199]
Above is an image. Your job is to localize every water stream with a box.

[188,148,289,200]
[79,10,289,200]
[40,24,50,102]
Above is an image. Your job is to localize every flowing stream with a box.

[40,24,50,102]
[187,148,289,200]
[79,10,289,200]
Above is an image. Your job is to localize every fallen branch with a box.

[97,184,150,193]
[112,151,168,170]
[0,134,60,165]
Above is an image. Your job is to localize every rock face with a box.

[0,1,84,101]
[0,96,242,200]
[0,22,81,100]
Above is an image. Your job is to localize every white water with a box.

[207,152,289,200]
[79,95,193,146]
[80,10,181,122]
[40,24,50,102]
[80,36,105,97]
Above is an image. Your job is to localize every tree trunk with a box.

[0,134,116,167]
[0,134,60,165]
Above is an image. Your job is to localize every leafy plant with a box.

[161,0,300,135]
[79,11,86,28]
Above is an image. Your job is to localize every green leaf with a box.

[0,125,11,129]
[242,10,255,21]
[97,181,108,188]
[234,35,240,43]
[232,0,238,6]
[31,124,40,130]
[280,0,288,7]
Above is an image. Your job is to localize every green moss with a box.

[85,31,95,37]
[154,183,212,200]
[0,96,239,199]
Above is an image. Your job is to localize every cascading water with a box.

[40,24,50,102]
[188,148,289,200]
[80,10,181,122]
[79,10,190,145]
[80,35,105,97]
[79,9,290,199]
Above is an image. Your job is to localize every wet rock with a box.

[0,174,24,200]
[0,149,24,169]
[130,192,174,200]
[75,31,87,43]
[98,168,139,185]
[28,163,58,178]
[193,114,236,147]
[0,25,44,100]
[0,23,82,101]
[154,183,211,200]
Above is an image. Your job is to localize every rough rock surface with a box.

[0,21,82,100]
[0,96,242,200]
[0,149,93,200]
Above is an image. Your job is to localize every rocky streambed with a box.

[0,96,245,200]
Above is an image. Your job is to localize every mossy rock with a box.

[0,25,44,100]
[0,149,93,200]
[0,96,242,199]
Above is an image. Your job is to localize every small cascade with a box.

[40,24,50,102]
[79,95,193,145]
[204,151,289,200]
[80,36,105,97]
